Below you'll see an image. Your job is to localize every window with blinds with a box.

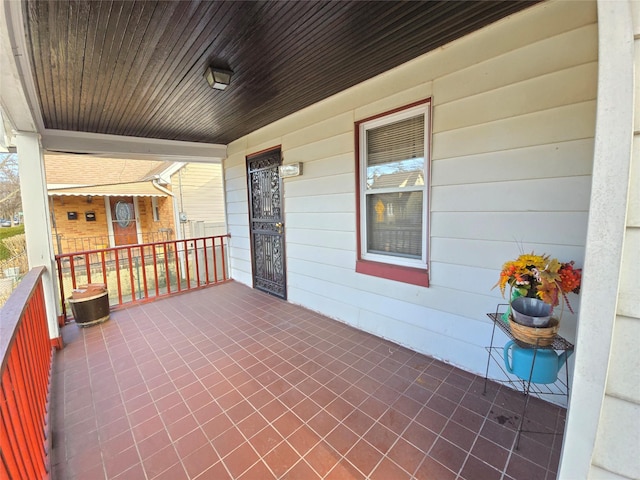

[367,116,425,168]
[358,102,430,268]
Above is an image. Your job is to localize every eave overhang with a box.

[48,181,168,198]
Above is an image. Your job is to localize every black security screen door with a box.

[247,148,287,299]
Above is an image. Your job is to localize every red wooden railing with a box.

[55,235,230,320]
[0,266,54,479]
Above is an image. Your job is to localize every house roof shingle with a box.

[44,153,169,185]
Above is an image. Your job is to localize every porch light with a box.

[204,66,233,90]
[279,163,302,178]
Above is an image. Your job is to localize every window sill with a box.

[356,259,429,287]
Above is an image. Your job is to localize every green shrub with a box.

[0,225,25,260]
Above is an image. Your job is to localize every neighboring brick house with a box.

[46,154,177,254]
[45,153,226,254]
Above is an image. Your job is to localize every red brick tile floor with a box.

[50,281,565,479]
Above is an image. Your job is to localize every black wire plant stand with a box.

[483,303,574,448]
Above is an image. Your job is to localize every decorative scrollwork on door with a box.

[248,153,280,171]
[247,148,287,299]
[250,165,281,220]
[253,233,285,297]
[252,222,280,233]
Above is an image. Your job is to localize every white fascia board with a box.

[42,130,227,162]
[157,162,186,184]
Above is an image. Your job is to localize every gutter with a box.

[151,179,174,197]
[152,178,183,242]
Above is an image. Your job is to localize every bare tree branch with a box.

[0,153,21,220]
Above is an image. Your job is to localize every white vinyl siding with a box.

[225,0,597,388]
[171,163,226,238]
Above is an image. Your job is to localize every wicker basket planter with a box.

[508,316,559,347]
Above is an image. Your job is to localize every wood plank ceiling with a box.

[25,0,539,145]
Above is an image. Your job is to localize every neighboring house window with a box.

[152,197,160,222]
[355,100,430,287]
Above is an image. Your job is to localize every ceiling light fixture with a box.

[204,66,233,90]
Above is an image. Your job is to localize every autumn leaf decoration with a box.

[494,253,582,314]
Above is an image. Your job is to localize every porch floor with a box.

[51,281,564,480]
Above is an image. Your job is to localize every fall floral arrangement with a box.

[495,253,582,314]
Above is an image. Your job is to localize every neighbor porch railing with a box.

[52,229,173,255]
[55,235,230,320]
[0,252,28,305]
[0,266,54,479]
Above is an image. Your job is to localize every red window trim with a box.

[354,98,432,287]
[356,260,429,287]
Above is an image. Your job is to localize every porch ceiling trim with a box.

[43,130,226,163]
[48,181,167,198]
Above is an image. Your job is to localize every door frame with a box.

[246,146,287,299]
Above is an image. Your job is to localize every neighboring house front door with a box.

[246,148,287,299]
[110,197,138,246]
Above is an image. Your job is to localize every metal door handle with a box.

[275,222,283,234]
